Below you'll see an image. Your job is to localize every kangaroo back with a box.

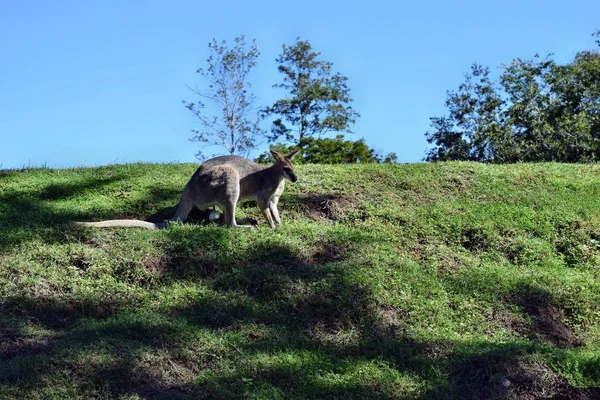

[201,155,265,179]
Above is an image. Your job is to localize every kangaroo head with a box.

[271,149,300,183]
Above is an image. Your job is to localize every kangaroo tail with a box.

[75,220,163,230]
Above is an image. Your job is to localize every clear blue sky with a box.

[1,0,598,169]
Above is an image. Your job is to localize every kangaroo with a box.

[77,150,300,229]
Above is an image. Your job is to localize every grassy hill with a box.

[1,162,600,399]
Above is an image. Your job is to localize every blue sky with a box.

[1,0,598,169]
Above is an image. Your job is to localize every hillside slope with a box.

[1,162,600,399]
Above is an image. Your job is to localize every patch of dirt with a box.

[136,386,194,400]
[443,174,474,192]
[86,302,121,319]
[461,227,493,252]
[418,243,474,275]
[374,305,409,337]
[309,240,350,266]
[299,192,354,221]
[305,322,361,347]
[93,359,199,400]
[511,287,582,347]
[0,328,57,360]
[68,250,92,272]
[299,282,376,339]
[146,254,170,279]
[452,355,600,400]
[505,361,600,400]
[152,251,216,281]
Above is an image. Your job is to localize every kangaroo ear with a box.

[270,150,285,163]
[286,149,300,160]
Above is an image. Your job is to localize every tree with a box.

[425,64,511,162]
[425,29,600,163]
[500,50,600,162]
[255,135,396,164]
[183,36,263,160]
[261,39,360,145]
[499,55,558,161]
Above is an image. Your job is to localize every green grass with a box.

[2,162,600,399]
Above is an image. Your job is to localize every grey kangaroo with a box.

[77,150,300,229]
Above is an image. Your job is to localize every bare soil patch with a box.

[511,287,582,347]
[0,328,56,360]
[452,355,599,400]
[299,192,354,221]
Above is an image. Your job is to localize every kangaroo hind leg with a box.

[209,165,251,229]
[222,196,255,229]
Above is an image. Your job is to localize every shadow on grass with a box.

[0,174,187,253]
[0,228,600,399]
[0,175,124,252]
[3,226,599,399]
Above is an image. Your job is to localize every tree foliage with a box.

[425,64,510,162]
[261,39,360,144]
[183,36,263,160]
[255,135,396,164]
[426,30,600,162]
